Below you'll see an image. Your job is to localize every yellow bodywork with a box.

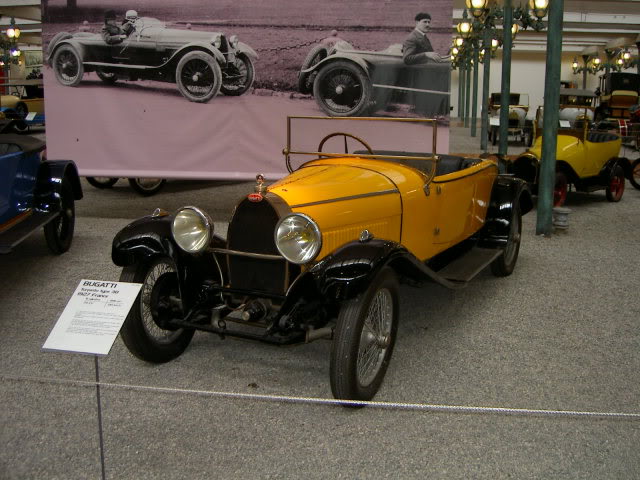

[268,157,498,262]
[0,94,45,115]
[529,131,621,178]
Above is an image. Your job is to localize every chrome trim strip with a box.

[289,189,399,209]
[210,247,284,261]
[372,84,451,95]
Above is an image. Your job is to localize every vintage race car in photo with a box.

[509,118,633,206]
[298,41,450,117]
[112,116,532,402]
[0,134,82,254]
[46,17,257,103]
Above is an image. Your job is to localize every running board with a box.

[0,211,58,253]
[436,247,501,283]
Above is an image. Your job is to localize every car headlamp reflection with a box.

[274,213,322,265]
[171,206,213,253]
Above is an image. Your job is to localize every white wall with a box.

[449,49,638,119]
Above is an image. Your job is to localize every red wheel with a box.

[553,171,568,207]
[605,165,625,202]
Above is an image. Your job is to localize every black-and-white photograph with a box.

[42,0,453,179]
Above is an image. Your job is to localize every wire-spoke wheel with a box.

[119,257,194,363]
[605,165,625,202]
[553,171,568,207]
[128,178,166,196]
[630,159,640,190]
[330,267,399,403]
[220,53,255,96]
[313,60,372,117]
[176,51,222,103]
[52,45,84,87]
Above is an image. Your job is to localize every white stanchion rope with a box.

[2,373,639,419]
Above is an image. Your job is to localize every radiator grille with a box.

[227,198,296,296]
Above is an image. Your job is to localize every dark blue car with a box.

[0,134,83,254]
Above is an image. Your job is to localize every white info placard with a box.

[43,279,142,356]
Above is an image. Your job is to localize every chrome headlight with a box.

[229,35,239,49]
[211,34,222,49]
[171,206,213,254]
[275,213,322,265]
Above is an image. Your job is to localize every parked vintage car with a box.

[595,72,639,121]
[487,92,531,146]
[509,120,632,206]
[0,134,82,254]
[46,17,257,103]
[298,41,450,117]
[557,88,596,127]
[112,116,532,402]
[0,80,45,133]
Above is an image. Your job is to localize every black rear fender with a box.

[477,175,531,248]
[601,157,632,179]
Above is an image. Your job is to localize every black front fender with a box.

[307,239,414,302]
[112,214,225,310]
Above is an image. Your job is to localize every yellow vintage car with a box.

[510,115,633,206]
[0,80,45,132]
[112,117,532,402]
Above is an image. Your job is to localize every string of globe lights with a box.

[0,17,22,67]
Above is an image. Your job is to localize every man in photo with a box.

[402,12,449,65]
[101,10,127,45]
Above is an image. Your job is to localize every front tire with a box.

[220,53,255,96]
[490,204,522,277]
[120,257,194,363]
[176,51,222,103]
[330,267,399,402]
[605,165,625,202]
[629,159,640,190]
[52,45,84,87]
[43,178,75,254]
[128,178,166,196]
[313,60,372,117]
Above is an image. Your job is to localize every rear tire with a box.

[120,257,194,363]
[490,204,521,277]
[605,165,625,202]
[553,171,568,207]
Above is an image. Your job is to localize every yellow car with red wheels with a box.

[510,120,633,207]
[111,116,532,403]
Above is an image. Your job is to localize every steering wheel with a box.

[317,132,374,156]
